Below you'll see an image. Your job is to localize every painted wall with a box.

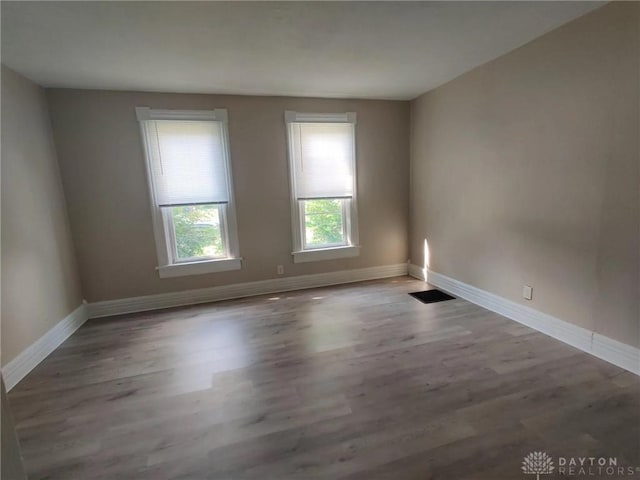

[1,66,84,365]
[410,2,639,347]
[46,91,410,302]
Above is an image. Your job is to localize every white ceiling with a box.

[2,1,602,100]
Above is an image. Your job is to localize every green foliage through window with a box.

[170,204,224,259]
[303,199,346,247]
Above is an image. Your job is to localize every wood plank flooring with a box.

[8,277,640,479]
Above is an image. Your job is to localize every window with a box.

[285,111,359,263]
[136,107,241,278]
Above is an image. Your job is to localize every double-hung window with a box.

[285,111,359,263]
[136,107,241,278]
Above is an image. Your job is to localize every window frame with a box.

[285,111,360,264]
[300,198,349,250]
[136,107,241,278]
[165,203,229,263]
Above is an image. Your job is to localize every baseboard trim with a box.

[408,263,426,281]
[2,304,89,391]
[409,265,639,376]
[88,263,409,319]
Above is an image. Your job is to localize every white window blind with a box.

[142,120,230,207]
[288,122,355,200]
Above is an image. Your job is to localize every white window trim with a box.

[284,111,357,124]
[285,111,360,264]
[292,245,360,264]
[136,107,241,277]
[157,258,242,278]
[136,107,227,122]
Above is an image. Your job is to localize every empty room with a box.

[1,1,638,479]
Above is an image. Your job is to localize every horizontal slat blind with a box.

[144,120,229,207]
[289,122,355,199]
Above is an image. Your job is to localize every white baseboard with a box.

[591,333,640,377]
[408,263,426,281]
[2,304,89,391]
[409,265,639,376]
[88,263,409,319]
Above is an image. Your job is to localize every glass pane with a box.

[303,199,346,248]
[170,204,225,259]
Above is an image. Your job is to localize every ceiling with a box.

[1,1,603,100]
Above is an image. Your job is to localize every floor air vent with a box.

[409,289,455,304]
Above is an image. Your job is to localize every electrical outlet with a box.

[277,265,284,275]
[522,285,533,301]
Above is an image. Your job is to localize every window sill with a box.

[292,246,360,264]
[157,258,242,278]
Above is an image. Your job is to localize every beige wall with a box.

[410,2,639,347]
[46,91,409,302]
[1,66,84,365]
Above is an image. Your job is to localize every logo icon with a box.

[522,451,555,479]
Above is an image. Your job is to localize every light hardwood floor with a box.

[8,277,640,479]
